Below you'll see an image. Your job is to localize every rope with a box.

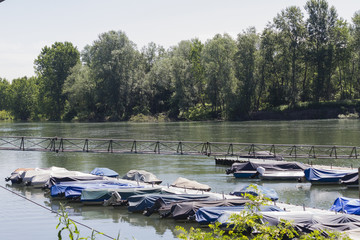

[0,185,116,239]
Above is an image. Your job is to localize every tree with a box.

[273,6,306,105]
[34,42,80,120]
[63,63,96,120]
[86,30,141,120]
[232,27,259,119]
[0,78,11,110]
[305,0,338,101]
[10,77,39,120]
[202,34,237,119]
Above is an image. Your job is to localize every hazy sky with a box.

[1,0,359,81]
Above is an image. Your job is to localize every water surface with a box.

[1,120,359,239]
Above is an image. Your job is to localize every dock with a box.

[0,136,359,160]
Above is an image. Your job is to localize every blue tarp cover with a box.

[330,197,360,215]
[90,168,119,178]
[196,205,283,224]
[304,168,357,183]
[230,184,279,201]
[50,180,137,198]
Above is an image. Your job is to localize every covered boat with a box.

[258,211,360,236]
[196,205,283,224]
[90,168,119,178]
[170,177,211,191]
[127,193,222,213]
[46,174,107,188]
[229,184,279,201]
[122,170,162,184]
[50,180,136,199]
[157,199,250,220]
[227,161,307,180]
[330,197,360,215]
[304,168,357,184]
[81,186,163,204]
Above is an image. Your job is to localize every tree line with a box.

[1,0,360,121]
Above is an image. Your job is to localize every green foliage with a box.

[182,103,213,121]
[176,185,350,240]
[0,110,13,120]
[34,42,80,120]
[10,77,39,120]
[56,203,120,240]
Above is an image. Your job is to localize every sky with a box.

[0,0,360,81]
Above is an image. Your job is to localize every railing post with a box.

[207,142,211,156]
[177,141,183,155]
[107,140,113,153]
[131,140,137,153]
[20,137,25,151]
[227,143,233,155]
[59,138,64,152]
[270,144,276,157]
[309,146,316,158]
[83,139,89,152]
[154,141,160,154]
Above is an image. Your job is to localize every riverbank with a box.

[250,100,360,121]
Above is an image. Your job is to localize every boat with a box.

[157,198,250,220]
[229,184,279,201]
[227,161,307,180]
[170,177,211,191]
[90,168,119,178]
[122,169,162,184]
[50,180,137,199]
[304,167,357,184]
[127,193,222,213]
[5,168,35,184]
[330,197,360,215]
[195,204,283,224]
[81,186,163,204]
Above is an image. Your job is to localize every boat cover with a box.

[127,193,221,212]
[81,187,163,202]
[258,211,360,235]
[341,172,358,186]
[304,168,357,183]
[122,170,162,184]
[170,177,211,191]
[47,174,106,188]
[157,199,250,220]
[330,197,360,215]
[229,184,279,201]
[90,168,119,178]
[196,205,283,224]
[51,180,136,199]
[226,161,308,175]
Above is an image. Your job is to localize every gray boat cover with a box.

[5,168,35,184]
[230,184,279,201]
[127,193,221,212]
[46,175,106,188]
[259,211,360,236]
[122,170,162,184]
[157,199,250,220]
[170,177,211,191]
[226,161,308,175]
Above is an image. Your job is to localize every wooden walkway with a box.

[0,136,359,160]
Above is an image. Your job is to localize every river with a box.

[0,119,359,239]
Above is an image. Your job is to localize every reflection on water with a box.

[1,120,360,239]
